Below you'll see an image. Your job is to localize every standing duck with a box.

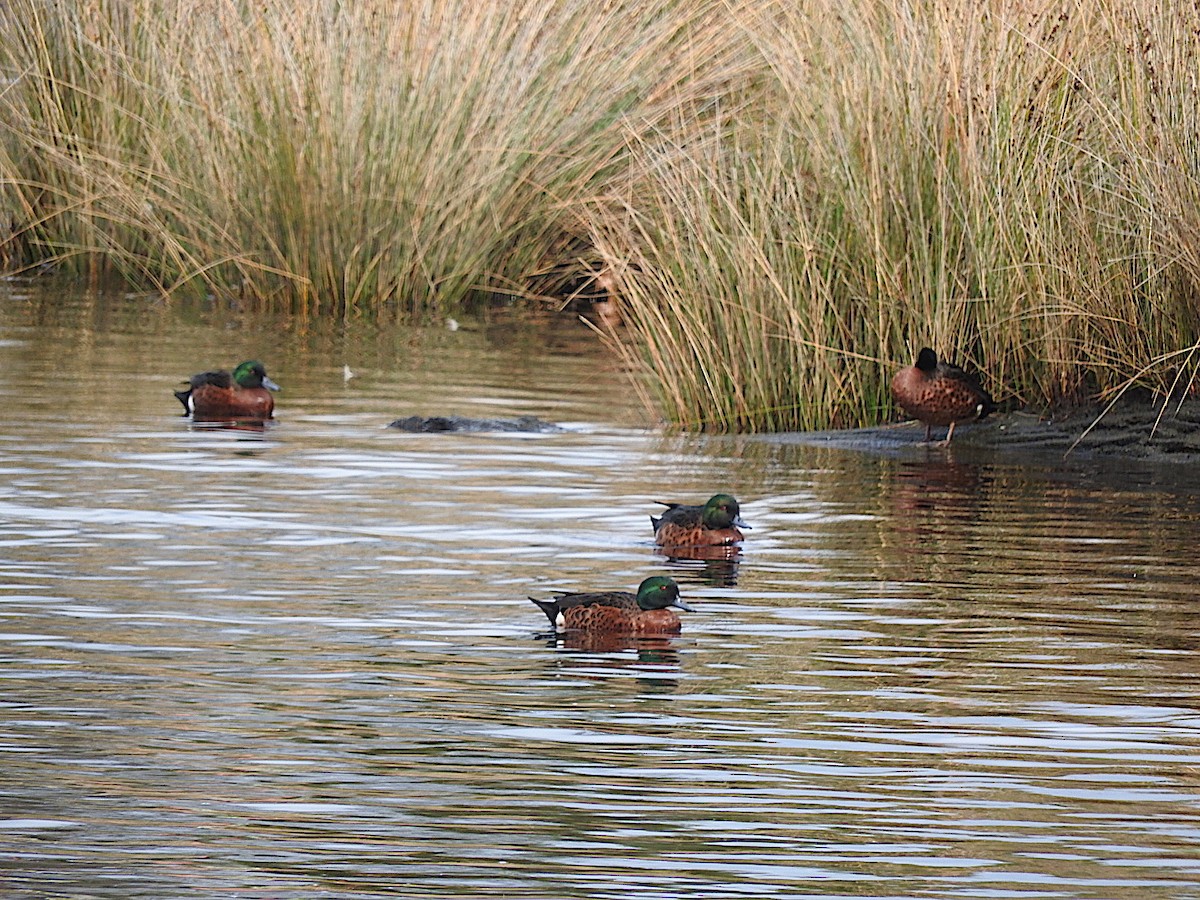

[174,360,280,422]
[891,347,995,443]
[530,576,693,636]
[651,493,748,548]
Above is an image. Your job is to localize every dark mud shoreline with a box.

[755,398,1200,466]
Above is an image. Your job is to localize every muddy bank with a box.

[756,398,1200,465]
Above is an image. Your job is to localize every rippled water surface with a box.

[2,284,1199,899]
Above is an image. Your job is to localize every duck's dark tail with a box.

[174,388,192,414]
[529,597,559,628]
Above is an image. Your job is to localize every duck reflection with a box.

[891,451,994,519]
[884,452,999,580]
[537,633,683,688]
[656,552,741,588]
[184,420,272,436]
[540,632,681,664]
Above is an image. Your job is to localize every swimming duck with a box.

[174,360,280,422]
[530,576,693,636]
[890,347,995,443]
[651,493,748,547]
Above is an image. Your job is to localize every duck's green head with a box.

[635,576,693,612]
[234,361,280,392]
[703,493,749,530]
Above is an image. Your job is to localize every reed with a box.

[591,0,1200,429]
[0,0,755,313]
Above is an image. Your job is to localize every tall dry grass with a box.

[0,0,755,314]
[588,0,1200,429]
[2,0,1200,428]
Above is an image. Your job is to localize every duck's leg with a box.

[924,422,933,442]
[944,421,957,443]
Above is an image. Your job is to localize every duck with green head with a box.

[891,347,995,443]
[651,493,749,548]
[175,360,280,422]
[530,576,693,636]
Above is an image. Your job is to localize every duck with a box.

[174,360,280,422]
[530,576,693,636]
[890,347,996,443]
[651,493,748,548]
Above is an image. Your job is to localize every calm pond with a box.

[1,282,1199,899]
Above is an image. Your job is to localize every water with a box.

[1,282,1199,898]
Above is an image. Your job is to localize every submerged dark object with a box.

[388,415,562,433]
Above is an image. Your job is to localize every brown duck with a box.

[174,360,280,422]
[530,576,693,636]
[891,347,995,443]
[651,493,748,548]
